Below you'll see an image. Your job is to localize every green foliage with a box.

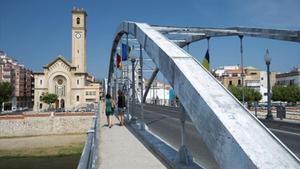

[0,82,13,111]
[228,85,242,101]
[228,86,262,104]
[41,93,58,109]
[272,85,300,104]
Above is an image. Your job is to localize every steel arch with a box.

[108,22,300,168]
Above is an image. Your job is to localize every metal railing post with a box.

[177,103,193,165]
[131,58,136,118]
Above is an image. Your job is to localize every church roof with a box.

[43,55,76,69]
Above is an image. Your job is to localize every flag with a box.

[121,43,132,61]
[202,49,210,70]
[116,53,122,69]
[122,44,128,61]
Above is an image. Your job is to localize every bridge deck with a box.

[98,105,166,169]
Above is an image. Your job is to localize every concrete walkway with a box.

[98,110,166,169]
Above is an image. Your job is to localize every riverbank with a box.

[0,134,86,158]
[0,134,86,169]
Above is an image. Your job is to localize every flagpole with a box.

[207,37,210,71]
[239,35,245,104]
[186,43,190,53]
[207,37,210,52]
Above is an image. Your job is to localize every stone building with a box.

[0,51,34,111]
[34,8,100,111]
[214,65,276,102]
[276,68,300,86]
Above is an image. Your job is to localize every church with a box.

[34,8,100,111]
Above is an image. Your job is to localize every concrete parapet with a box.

[0,112,94,137]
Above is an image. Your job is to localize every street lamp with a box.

[265,49,273,120]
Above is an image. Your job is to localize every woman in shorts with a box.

[117,90,126,126]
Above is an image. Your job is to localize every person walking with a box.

[117,90,126,126]
[105,94,115,128]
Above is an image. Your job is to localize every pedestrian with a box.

[117,90,126,126]
[105,94,115,128]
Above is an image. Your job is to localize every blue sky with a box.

[0,0,299,79]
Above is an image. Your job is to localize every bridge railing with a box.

[77,105,99,169]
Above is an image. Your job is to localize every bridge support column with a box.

[139,44,146,130]
[129,57,136,123]
[125,33,131,122]
[177,103,193,165]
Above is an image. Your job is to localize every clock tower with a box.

[72,8,87,73]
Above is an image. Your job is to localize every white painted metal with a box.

[108,22,300,168]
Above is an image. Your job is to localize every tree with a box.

[228,86,262,107]
[41,93,58,110]
[272,85,300,105]
[0,82,13,112]
[272,85,285,102]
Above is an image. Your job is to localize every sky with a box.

[0,0,299,80]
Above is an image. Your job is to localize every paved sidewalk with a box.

[98,111,166,169]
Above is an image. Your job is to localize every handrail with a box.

[77,105,99,169]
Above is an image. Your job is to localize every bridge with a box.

[78,22,300,169]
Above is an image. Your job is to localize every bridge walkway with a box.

[97,102,166,169]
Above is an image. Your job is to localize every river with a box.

[0,154,80,169]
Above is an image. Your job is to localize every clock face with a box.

[75,33,81,39]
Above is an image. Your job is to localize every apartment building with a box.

[0,51,34,111]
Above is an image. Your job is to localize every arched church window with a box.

[55,77,66,97]
[76,95,79,102]
[76,17,80,24]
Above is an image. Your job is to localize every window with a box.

[238,80,241,86]
[229,80,232,86]
[76,17,80,24]
[39,96,42,101]
[40,80,42,85]
[261,77,263,80]
[39,103,42,109]
[77,80,79,85]
[76,95,79,102]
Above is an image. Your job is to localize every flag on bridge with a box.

[202,49,210,70]
[122,43,132,61]
[116,53,122,69]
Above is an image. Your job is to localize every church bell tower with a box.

[72,7,87,72]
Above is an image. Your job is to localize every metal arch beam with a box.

[142,67,159,103]
[152,25,300,48]
[108,22,300,168]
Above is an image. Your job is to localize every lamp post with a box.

[265,49,273,120]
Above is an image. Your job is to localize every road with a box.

[130,104,300,169]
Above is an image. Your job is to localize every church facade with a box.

[34,8,100,111]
